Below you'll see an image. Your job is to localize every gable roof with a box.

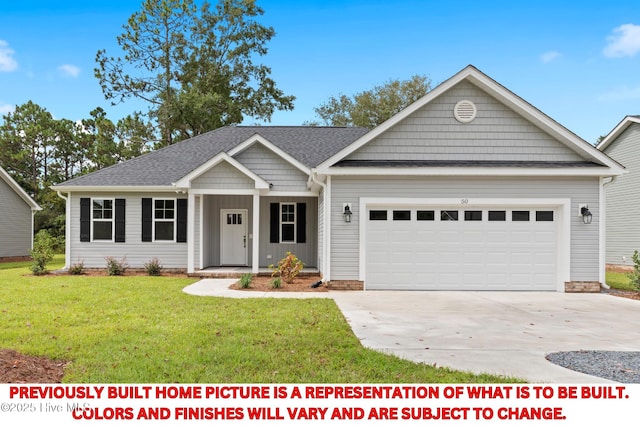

[0,166,41,211]
[53,126,369,189]
[316,65,624,175]
[597,115,640,152]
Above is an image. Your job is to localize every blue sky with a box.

[1,1,639,144]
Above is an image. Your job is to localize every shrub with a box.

[269,252,304,284]
[239,273,253,289]
[269,277,282,289]
[105,256,128,276]
[144,257,163,276]
[629,250,640,291]
[68,259,85,275]
[30,230,56,276]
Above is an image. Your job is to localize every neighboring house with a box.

[52,65,624,291]
[0,166,41,259]
[596,115,640,268]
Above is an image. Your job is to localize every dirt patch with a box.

[0,349,67,383]
[229,274,327,292]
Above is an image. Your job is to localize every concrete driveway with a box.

[185,280,640,383]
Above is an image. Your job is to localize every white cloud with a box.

[540,51,561,63]
[0,103,15,116]
[603,23,640,58]
[598,85,640,101]
[0,40,18,72]
[58,64,81,78]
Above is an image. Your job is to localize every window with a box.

[488,210,506,221]
[369,210,388,221]
[280,203,296,243]
[512,211,530,221]
[441,210,458,221]
[154,199,175,241]
[92,199,113,240]
[464,210,482,221]
[393,210,411,221]
[417,210,435,221]
[536,211,554,222]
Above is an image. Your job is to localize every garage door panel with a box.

[366,205,558,291]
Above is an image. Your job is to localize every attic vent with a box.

[454,100,477,123]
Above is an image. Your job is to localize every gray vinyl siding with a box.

[330,176,600,282]
[259,197,317,268]
[68,193,187,268]
[191,161,254,190]
[234,143,309,192]
[0,179,32,257]
[603,123,640,265]
[201,195,253,267]
[345,80,585,162]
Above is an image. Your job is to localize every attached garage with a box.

[363,200,569,291]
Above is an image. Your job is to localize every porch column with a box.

[252,193,260,273]
[187,192,195,274]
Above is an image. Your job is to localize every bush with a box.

[269,252,304,284]
[144,257,163,276]
[269,277,282,289]
[105,256,128,276]
[239,273,253,289]
[30,230,56,275]
[629,250,640,291]
[68,259,85,275]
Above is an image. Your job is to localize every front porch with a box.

[190,266,321,278]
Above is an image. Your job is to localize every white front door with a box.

[220,209,248,266]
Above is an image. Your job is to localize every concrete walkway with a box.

[184,279,640,383]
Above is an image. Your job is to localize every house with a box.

[52,65,624,291]
[0,166,41,259]
[596,115,640,268]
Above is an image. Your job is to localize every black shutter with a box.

[80,198,90,242]
[296,203,306,243]
[142,198,152,242]
[115,199,126,242]
[270,203,279,243]
[176,199,187,243]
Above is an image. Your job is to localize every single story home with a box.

[0,166,41,259]
[596,115,640,268]
[52,65,624,291]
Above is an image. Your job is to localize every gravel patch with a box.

[546,351,640,383]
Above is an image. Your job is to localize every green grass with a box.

[0,258,519,384]
[606,271,634,291]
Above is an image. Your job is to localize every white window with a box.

[92,198,114,241]
[154,199,176,241]
[280,203,296,243]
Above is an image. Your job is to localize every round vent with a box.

[454,100,477,123]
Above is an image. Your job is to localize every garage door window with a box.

[488,210,506,221]
[512,211,530,221]
[369,210,387,221]
[536,211,554,221]
[441,210,458,221]
[393,210,411,221]
[464,210,482,221]
[417,210,435,221]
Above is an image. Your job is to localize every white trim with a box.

[279,202,297,243]
[198,195,204,271]
[90,197,115,242]
[189,189,260,196]
[220,208,249,266]
[316,65,624,175]
[174,152,270,189]
[323,166,622,177]
[51,185,175,193]
[325,176,332,282]
[228,134,311,175]
[266,190,318,197]
[252,194,260,274]
[597,115,640,152]
[0,166,41,211]
[152,197,177,242]
[187,193,195,274]
[358,197,571,292]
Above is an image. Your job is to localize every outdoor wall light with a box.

[581,206,593,224]
[343,203,353,223]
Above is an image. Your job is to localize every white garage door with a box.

[365,206,557,290]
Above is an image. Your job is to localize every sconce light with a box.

[580,206,592,224]
[343,203,353,223]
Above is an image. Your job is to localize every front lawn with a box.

[605,271,634,291]
[0,259,517,383]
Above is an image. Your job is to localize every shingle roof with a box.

[56,126,369,187]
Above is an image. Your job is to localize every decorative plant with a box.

[269,277,282,289]
[239,273,253,289]
[105,256,128,276]
[30,230,55,276]
[144,257,163,276]
[68,259,85,275]
[629,250,640,291]
[269,252,304,284]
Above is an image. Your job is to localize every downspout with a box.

[309,169,330,282]
[600,176,617,289]
[56,191,71,270]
